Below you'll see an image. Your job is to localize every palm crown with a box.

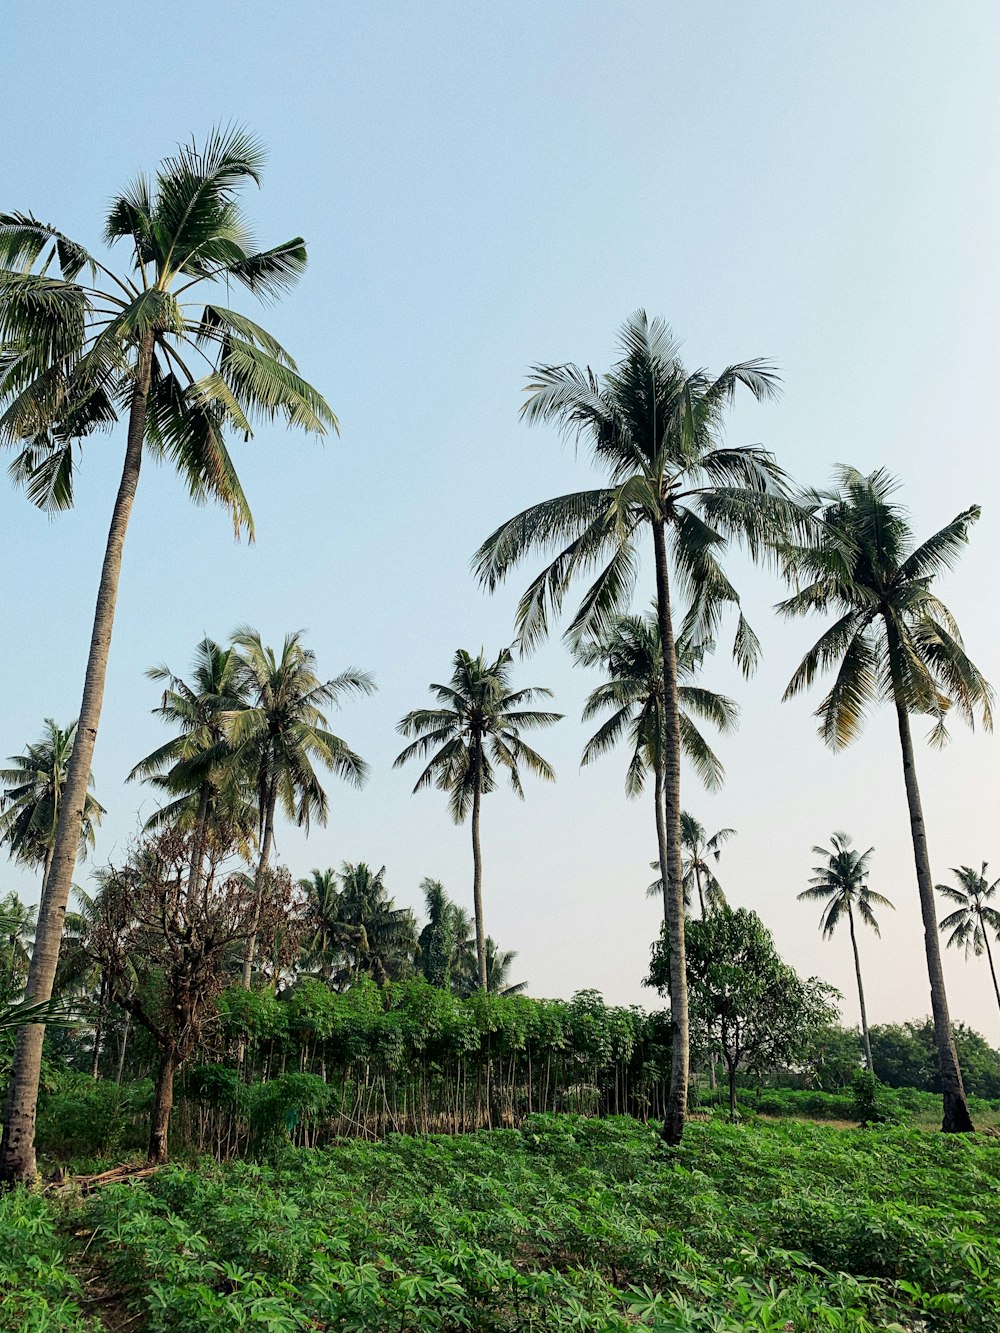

[394,647,561,821]
[575,612,738,795]
[473,311,793,657]
[0,720,104,871]
[0,126,336,528]
[799,832,894,937]
[936,865,1000,959]
[781,467,994,747]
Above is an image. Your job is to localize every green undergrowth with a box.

[4,1114,1000,1331]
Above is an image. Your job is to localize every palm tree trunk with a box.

[0,331,155,1187]
[471,749,487,992]
[115,1015,130,1085]
[241,788,276,988]
[888,645,973,1132]
[846,902,873,1070]
[91,968,107,1080]
[652,518,689,1147]
[653,766,669,930]
[693,863,706,918]
[979,912,1000,1018]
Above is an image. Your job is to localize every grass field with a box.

[5,1113,1000,1331]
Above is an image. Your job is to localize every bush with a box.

[850,1070,905,1127]
[35,1073,151,1165]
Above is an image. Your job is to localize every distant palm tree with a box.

[0,720,104,897]
[798,832,894,1069]
[780,466,993,1132]
[575,610,737,927]
[299,868,345,984]
[0,127,338,1184]
[454,936,526,997]
[395,648,560,991]
[227,629,374,986]
[336,863,417,985]
[473,312,794,1144]
[129,638,253,895]
[681,814,736,918]
[936,864,1000,1018]
[0,894,36,1005]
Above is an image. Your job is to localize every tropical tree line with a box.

[0,128,994,1183]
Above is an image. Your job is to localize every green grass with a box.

[4,1114,1000,1331]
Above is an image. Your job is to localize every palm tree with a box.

[129,638,253,895]
[575,611,737,926]
[227,628,374,986]
[0,128,337,1184]
[473,312,794,1144]
[0,894,35,1005]
[780,467,993,1132]
[335,863,417,985]
[798,832,894,1070]
[680,813,736,918]
[394,648,561,991]
[454,936,527,997]
[299,867,346,984]
[936,864,1000,1018]
[0,720,105,896]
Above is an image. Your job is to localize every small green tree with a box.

[648,906,839,1118]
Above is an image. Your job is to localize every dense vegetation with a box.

[6,1115,1000,1332]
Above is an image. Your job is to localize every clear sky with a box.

[4,2,1000,1040]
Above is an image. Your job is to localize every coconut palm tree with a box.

[936,864,1000,1018]
[227,629,374,986]
[129,638,254,895]
[0,720,105,897]
[335,863,417,985]
[394,648,561,991]
[780,467,993,1132]
[298,867,343,982]
[680,814,736,918]
[798,832,894,1070]
[0,894,35,1005]
[0,127,338,1184]
[454,936,527,997]
[575,611,737,927]
[473,312,794,1144]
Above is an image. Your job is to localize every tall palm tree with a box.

[0,128,337,1184]
[0,720,105,896]
[780,467,993,1132]
[936,864,1000,1018]
[394,648,561,991]
[575,611,737,927]
[227,629,374,986]
[129,638,253,895]
[798,832,894,1070]
[473,312,794,1144]
[335,863,417,985]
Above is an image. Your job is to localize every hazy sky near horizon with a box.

[4,2,1000,1040]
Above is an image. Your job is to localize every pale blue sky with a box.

[4,2,1000,1038]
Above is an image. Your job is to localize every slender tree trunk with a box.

[0,331,155,1187]
[652,518,689,1147]
[241,788,276,988]
[148,1047,178,1164]
[846,902,873,1070]
[888,639,973,1132]
[653,766,670,930]
[471,748,487,992]
[979,913,1000,1019]
[727,1059,737,1121]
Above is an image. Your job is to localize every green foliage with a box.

[871,1020,1000,1098]
[850,1071,906,1127]
[35,1072,151,1165]
[9,1116,1000,1330]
